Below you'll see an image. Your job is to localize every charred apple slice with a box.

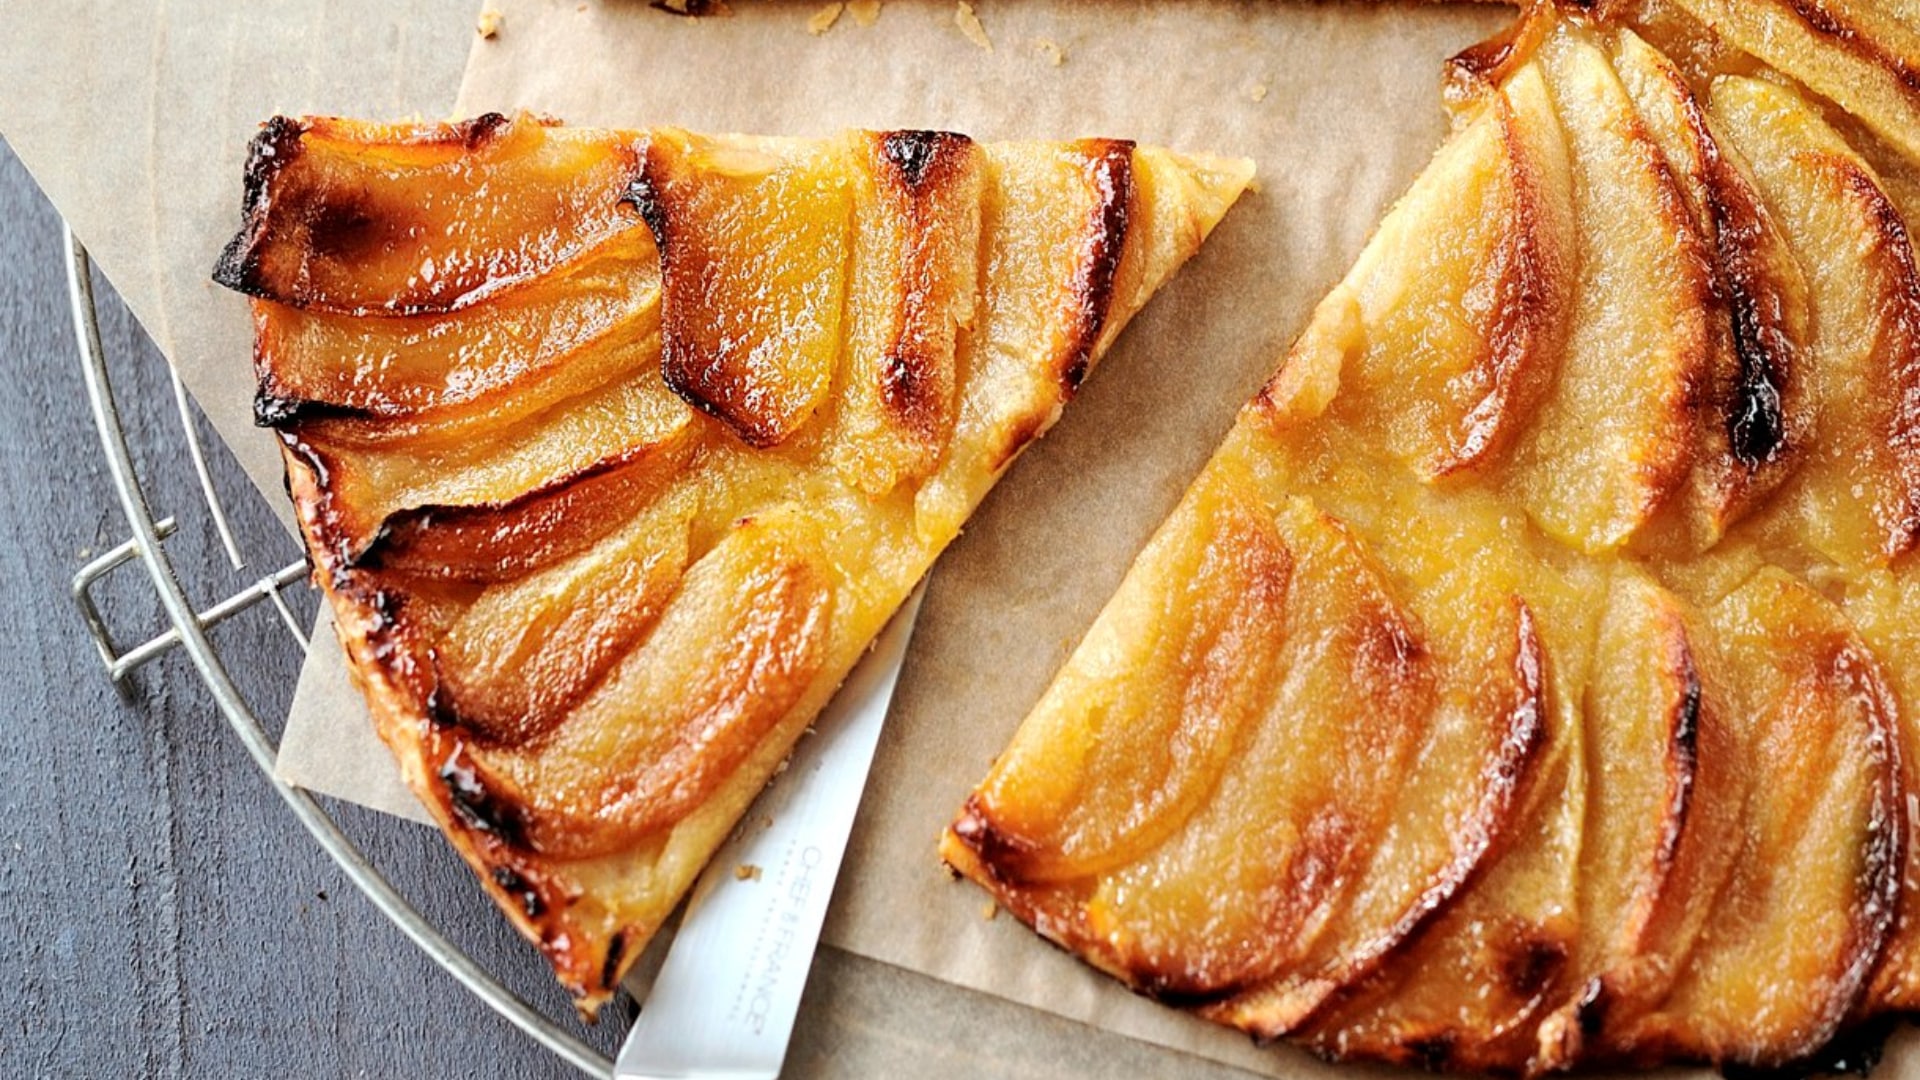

[1609,28,1812,551]
[230,113,1252,1012]
[1666,0,1920,166]
[1711,75,1920,567]
[1609,569,1902,1068]
[1502,22,1710,555]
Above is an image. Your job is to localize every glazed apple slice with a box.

[1711,75,1920,566]
[1529,571,1743,1068]
[285,366,695,563]
[1309,58,1573,481]
[946,477,1435,1000]
[1300,695,1579,1074]
[1667,0,1920,166]
[633,130,854,449]
[1609,568,1902,1068]
[253,229,663,445]
[1499,24,1709,555]
[831,131,984,496]
[1609,29,1812,550]
[215,114,647,314]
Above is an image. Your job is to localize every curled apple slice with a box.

[1712,75,1920,566]
[1610,29,1812,549]
[832,130,984,496]
[1611,569,1902,1068]
[1501,25,1709,554]
[253,229,662,439]
[215,113,647,314]
[286,367,694,562]
[439,506,835,861]
[1533,572,1741,1068]
[1196,594,1547,1038]
[633,129,853,449]
[1668,0,1920,166]
[1318,58,1573,480]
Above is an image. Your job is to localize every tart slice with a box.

[944,3,1918,1074]
[216,113,1250,1012]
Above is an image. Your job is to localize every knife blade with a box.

[614,584,926,1079]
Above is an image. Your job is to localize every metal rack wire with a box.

[62,227,619,1079]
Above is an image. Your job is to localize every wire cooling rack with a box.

[61,227,619,1079]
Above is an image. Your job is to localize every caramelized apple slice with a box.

[947,483,1431,999]
[253,229,662,441]
[1611,569,1902,1068]
[1301,592,1586,1073]
[1196,594,1548,1038]
[634,129,853,448]
[1667,0,1920,166]
[947,472,1301,889]
[1318,60,1572,480]
[1504,26,1709,554]
[215,114,647,314]
[440,506,835,861]
[1711,76,1920,566]
[429,497,695,745]
[288,366,694,561]
[915,143,1255,541]
[1611,29,1812,548]
[1840,568,1920,1014]
[356,431,693,583]
[1533,572,1742,1067]
[832,131,984,495]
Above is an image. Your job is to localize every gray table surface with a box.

[0,136,1264,1078]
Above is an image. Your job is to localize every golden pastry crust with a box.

[945,2,1920,1073]
[218,113,1251,1012]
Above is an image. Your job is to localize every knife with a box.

[614,584,926,1079]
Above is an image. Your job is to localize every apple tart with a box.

[944,1,1920,1072]
[215,113,1251,1012]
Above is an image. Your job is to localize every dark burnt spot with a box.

[649,0,721,15]
[1132,970,1243,1010]
[304,196,380,261]
[213,116,307,293]
[947,795,1040,885]
[1727,320,1788,467]
[1574,977,1614,1041]
[878,130,972,191]
[600,931,628,991]
[491,866,547,918]
[1407,1031,1460,1072]
[253,391,373,429]
[1057,140,1136,397]
[1497,934,1567,1001]
[439,752,529,848]
[621,167,668,248]
[455,111,511,150]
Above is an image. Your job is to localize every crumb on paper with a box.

[735,863,763,882]
[981,901,998,921]
[1246,80,1269,103]
[1034,37,1065,67]
[808,2,844,34]
[761,815,775,831]
[476,9,503,38]
[954,1,991,52]
[848,0,881,27]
